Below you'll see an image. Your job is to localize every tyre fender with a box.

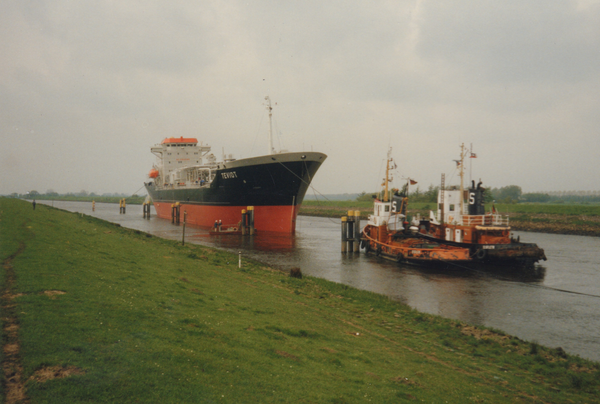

[476,249,487,260]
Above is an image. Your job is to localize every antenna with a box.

[265,96,273,155]
[383,147,392,202]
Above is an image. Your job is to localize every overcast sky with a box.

[2,0,600,197]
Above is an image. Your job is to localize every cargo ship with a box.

[361,146,546,268]
[144,98,327,233]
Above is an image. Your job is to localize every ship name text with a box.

[221,171,238,179]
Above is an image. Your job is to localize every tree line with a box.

[357,185,600,204]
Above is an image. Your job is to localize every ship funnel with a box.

[467,183,485,215]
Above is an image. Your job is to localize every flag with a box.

[470,153,477,158]
[409,179,418,185]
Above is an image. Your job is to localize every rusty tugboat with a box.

[360,145,547,269]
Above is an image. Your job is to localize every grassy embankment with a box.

[25,195,147,205]
[300,200,600,237]
[1,198,599,403]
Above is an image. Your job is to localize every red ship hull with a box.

[153,202,300,233]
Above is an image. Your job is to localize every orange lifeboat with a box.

[148,169,159,178]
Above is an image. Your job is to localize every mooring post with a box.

[341,216,348,253]
[346,210,355,252]
[142,202,146,218]
[248,206,255,235]
[238,251,242,268]
[182,211,187,245]
[354,210,361,252]
[175,202,180,225]
[123,199,126,214]
[241,209,247,235]
[92,201,95,212]
[171,204,175,223]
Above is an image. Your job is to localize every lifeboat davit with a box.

[148,169,159,178]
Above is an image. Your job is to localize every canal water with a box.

[41,200,600,362]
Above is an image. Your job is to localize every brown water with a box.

[42,200,600,362]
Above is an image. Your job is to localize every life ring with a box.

[396,253,404,263]
[476,249,487,260]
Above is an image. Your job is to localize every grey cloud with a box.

[416,0,600,83]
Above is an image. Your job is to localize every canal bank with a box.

[3,198,599,403]
[38,199,600,364]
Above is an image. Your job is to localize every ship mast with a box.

[459,143,467,216]
[265,96,274,155]
[383,147,392,202]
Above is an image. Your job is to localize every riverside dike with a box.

[1,198,599,403]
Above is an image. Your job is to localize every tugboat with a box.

[361,146,546,268]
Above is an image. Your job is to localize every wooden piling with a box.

[247,206,255,235]
[354,210,361,252]
[346,210,355,252]
[241,209,247,235]
[341,216,348,253]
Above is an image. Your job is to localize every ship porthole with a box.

[301,155,306,159]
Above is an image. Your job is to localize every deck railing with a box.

[461,214,509,226]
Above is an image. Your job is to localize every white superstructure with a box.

[149,137,219,188]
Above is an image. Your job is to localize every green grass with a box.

[19,195,148,205]
[494,203,600,216]
[1,198,599,403]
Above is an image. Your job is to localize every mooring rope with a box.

[276,160,341,225]
[361,227,600,299]
[126,185,147,199]
[431,257,600,299]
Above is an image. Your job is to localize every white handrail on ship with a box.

[461,214,509,226]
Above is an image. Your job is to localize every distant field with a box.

[494,203,600,216]
[300,200,600,237]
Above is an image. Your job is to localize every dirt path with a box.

[2,242,28,404]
